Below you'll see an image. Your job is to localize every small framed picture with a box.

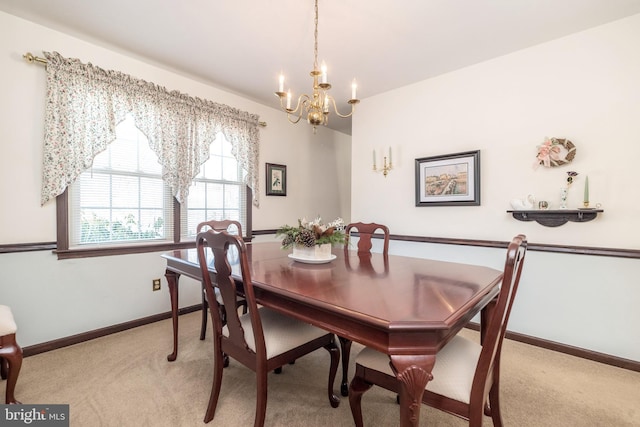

[415,150,480,206]
[266,163,287,196]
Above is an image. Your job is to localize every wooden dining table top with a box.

[162,241,503,355]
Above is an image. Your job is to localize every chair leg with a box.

[0,356,7,379]
[237,299,248,315]
[348,374,373,427]
[254,368,268,427]
[338,336,352,396]
[323,340,341,408]
[204,341,225,423]
[487,381,504,427]
[0,334,23,404]
[199,283,208,341]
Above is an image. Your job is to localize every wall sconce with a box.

[373,148,393,177]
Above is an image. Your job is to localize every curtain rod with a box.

[23,52,267,127]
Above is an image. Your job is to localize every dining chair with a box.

[0,305,22,404]
[344,222,390,256]
[348,234,527,427]
[339,222,390,396]
[196,220,248,343]
[196,229,340,425]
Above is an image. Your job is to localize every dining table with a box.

[161,241,503,427]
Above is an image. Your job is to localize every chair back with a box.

[344,222,390,255]
[471,234,527,402]
[196,229,266,361]
[197,219,243,238]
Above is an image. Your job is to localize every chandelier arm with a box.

[277,93,313,116]
[286,95,315,124]
[326,96,357,118]
[286,113,303,124]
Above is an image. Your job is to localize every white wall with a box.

[1,10,638,363]
[352,14,640,361]
[0,11,351,347]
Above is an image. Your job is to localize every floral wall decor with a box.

[534,137,576,168]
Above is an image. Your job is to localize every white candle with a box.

[584,176,589,203]
[351,79,357,100]
[373,150,376,169]
[286,90,291,109]
[321,61,327,84]
[323,95,329,112]
[278,74,284,93]
[389,147,392,164]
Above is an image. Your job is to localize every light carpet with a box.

[10,312,640,426]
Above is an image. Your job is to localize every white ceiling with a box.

[2,0,640,135]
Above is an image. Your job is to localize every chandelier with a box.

[275,0,359,132]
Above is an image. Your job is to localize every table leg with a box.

[389,354,436,427]
[165,269,180,362]
[480,297,498,345]
[338,336,352,396]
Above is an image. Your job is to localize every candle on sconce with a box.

[286,90,292,110]
[584,175,589,204]
[278,74,284,93]
[373,150,377,169]
[351,79,357,100]
[389,147,392,165]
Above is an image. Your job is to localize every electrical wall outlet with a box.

[152,279,161,291]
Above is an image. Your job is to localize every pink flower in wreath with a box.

[534,137,562,169]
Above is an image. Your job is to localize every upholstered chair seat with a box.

[355,335,482,404]
[0,306,17,336]
[0,305,22,404]
[223,307,335,359]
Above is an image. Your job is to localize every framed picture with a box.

[415,150,480,206]
[266,163,287,196]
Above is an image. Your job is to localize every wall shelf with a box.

[506,209,603,227]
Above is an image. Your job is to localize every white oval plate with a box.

[288,254,337,264]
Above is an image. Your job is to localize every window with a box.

[59,116,249,258]
[68,116,173,248]
[180,134,248,240]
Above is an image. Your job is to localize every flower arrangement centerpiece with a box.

[276,217,346,261]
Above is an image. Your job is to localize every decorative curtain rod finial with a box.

[23,52,47,65]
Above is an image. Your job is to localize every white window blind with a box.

[68,116,174,247]
[180,133,248,240]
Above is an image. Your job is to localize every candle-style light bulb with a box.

[373,150,376,170]
[389,147,392,165]
[351,79,357,100]
[286,90,292,110]
[278,74,284,93]
[321,61,327,84]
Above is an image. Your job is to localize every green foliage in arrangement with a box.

[276,217,346,248]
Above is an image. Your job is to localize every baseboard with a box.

[22,306,638,373]
[22,305,201,357]
[466,322,639,372]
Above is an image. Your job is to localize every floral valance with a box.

[41,51,261,206]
